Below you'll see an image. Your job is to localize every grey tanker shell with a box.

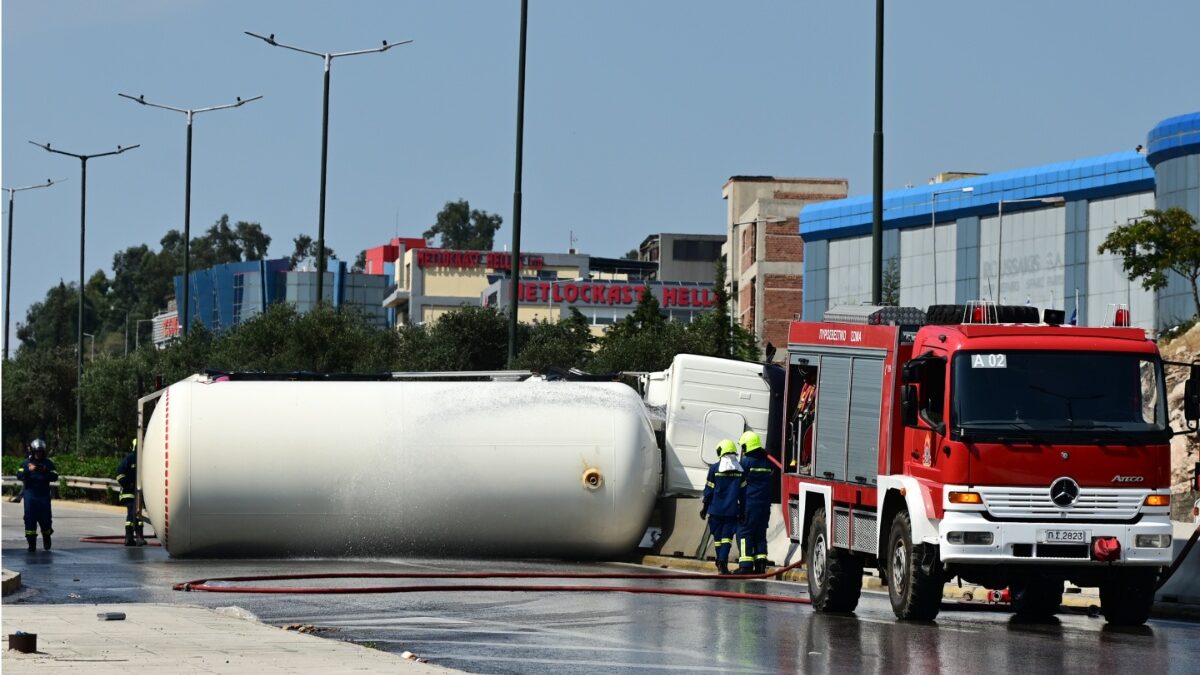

[140,375,661,557]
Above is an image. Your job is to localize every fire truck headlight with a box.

[948,491,983,505]
[947,531,993,545]
[1143,495,1170,507]
[1134,534,1171,548]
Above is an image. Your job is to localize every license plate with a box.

[1038,529,1087,543]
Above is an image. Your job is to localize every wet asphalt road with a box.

[4,500,1200,674]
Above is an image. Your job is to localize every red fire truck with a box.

[779,304,1198,626]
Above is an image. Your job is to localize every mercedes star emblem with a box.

[1049,477,1080,507]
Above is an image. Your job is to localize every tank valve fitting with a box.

[582,467,603,490]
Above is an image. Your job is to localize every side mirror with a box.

[901,361,922,384]
[1185,377,1200,423]
[901,384,919,427]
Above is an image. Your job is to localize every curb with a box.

[1,568,21,596]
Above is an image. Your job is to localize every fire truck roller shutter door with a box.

[814,357,852,482]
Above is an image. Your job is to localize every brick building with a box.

[722,176,849,357]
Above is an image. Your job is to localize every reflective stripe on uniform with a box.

[716,471,742,477]
[116,473,126,481]
[749,467,772,473]
[705,481,715,488]
[25,529,37,536]
[118,493,135,501]
[754,554,768,560]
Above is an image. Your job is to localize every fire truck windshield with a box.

[951,351,1168,440]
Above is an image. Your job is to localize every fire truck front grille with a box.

[979,487,1146,520]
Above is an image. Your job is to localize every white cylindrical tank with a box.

[140,375,661,558]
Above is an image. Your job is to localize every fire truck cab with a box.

[782,304,1199,626]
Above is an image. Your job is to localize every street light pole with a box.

[930,186,973,304]
[508,0,530,367]
[30,141,138,454]
[245,31,410,307]
[871,0,885,305]
[995,196,1065,302]
[118,93,262,337]
[4,178,62,360]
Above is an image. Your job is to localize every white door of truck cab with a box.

[662,354,773,495]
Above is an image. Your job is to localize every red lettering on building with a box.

[417,249,543,270]
[662,288,676,307]
[564,284,579,302]
[580,285,592,302]
[605,286,620,305]
[621,286,633,304]
[163,316,180,338]
[593,284,607,304]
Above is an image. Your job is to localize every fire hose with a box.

[1157,524,1200,590]
[173,558,812,605]
[79,535,162,547]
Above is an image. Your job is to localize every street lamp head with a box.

[1043,196,1066,206]
[961,186,974,193]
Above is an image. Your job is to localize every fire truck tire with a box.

[1011,579,1063,618]
[886,511,943,621]
[1099,569,1156,626]
[806,507,862,613]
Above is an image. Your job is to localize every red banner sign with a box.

[518,282,715,308]
[417,250,544,271]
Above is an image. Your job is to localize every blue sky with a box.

[3,0,1199,349]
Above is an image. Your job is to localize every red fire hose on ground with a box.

[173,559,813,605]
[79,535,162,547]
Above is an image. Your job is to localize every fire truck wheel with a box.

[806,507,862,613]
[1011,579,1063,618]
[1099,569,1156,626]
[886,511,943,621]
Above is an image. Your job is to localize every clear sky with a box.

[3,0,1199,350]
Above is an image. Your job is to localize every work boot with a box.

[717,561,731,575]
[754,559,766,574]
[26,535,37,552]
[734,565,756,575]
[42,532,52,551]
[134,524,146,547]
[124,526,136,547]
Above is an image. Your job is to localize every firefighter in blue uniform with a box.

[700,439,743,575]
[736,430,772,574]
[116,438,145,547]
[16,439,58,551]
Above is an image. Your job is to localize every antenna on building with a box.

[569,230,578,255]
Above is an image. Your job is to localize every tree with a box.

[424,199,503,250]
[425,305,511,371]
[2,346,77,454]
[882,257,901,306]
[352,250,367,273]
[514,308,596,372]
[1098,208,1200,319]
[289,234,336,269]
[622,248,640,260]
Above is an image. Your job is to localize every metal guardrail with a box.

[2,475,119,492]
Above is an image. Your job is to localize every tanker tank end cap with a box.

[582,467,604,490]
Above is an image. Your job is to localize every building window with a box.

[673,239,721,262]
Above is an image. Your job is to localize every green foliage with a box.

[289,234,336,269]
[2,346,77,454]
[209,303,397,373]
[514,308,596,372]
[1098,207,1200,318]
[423,199,503,250]
[882,257,901,306]
[423,305,512,371]
[622,248,640,260]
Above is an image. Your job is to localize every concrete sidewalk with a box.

[2,603,459,674]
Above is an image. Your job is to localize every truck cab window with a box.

[920,357,946,427]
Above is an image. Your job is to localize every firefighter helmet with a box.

[717,439,737,457]
[30,439,47,455]
[739,430,763,453]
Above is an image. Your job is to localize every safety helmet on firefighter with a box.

[739,430,763,453]
[30,439,47,455]
[717,439,737,457]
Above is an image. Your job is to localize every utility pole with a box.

[4,178,62,360]
[246,31,410,306]
[31,141,138,454]
[118,93,262,335]
[870,0,885,304]
[508,0,529,366]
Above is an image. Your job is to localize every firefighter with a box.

[16,439,58,552]
[116,438,145,547]
[700,439,743,575]
[735,430,772,574]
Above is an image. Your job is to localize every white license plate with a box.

[1038,529,1087,543]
